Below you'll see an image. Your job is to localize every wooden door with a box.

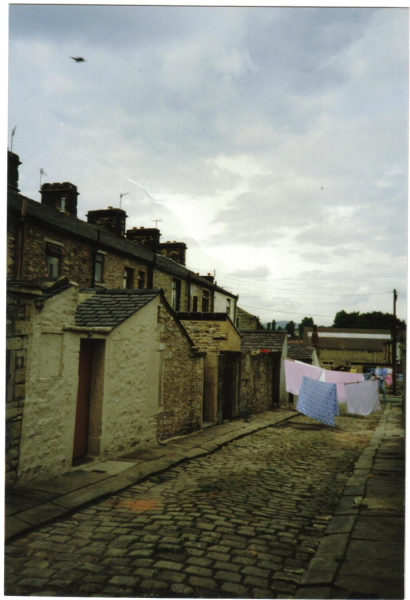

[73,339,93,459]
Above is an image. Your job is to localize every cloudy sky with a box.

[8,4,408,325]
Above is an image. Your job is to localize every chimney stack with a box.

[201,273,214,283]
[126,227,161,251]
[8,150,21,193]
[87,207,128,238]
[41,182,79,217]
[158,241,187,266]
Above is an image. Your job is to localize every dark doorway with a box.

[271,354,281,406]
[218,352,241,422]
[73,339,93,460]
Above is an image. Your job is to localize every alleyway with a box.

[5,404,403,599]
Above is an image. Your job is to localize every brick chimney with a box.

[8,150,21,193]
[126,227,161,251]
[41,182,79,217]
[87,207,127,238]
[158,241,187,266]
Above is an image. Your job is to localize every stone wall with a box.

[6,291,33,485]
[157,304,205,440]
[180,319,241,353]
[240,353,273,416]
[7,214,224,317]
[7,219,150,289]
[153,269,188,311]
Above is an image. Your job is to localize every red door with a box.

[73,340,93,459]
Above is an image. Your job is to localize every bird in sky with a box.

[70,57,85,62]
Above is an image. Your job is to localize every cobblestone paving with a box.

[5,408,381,598]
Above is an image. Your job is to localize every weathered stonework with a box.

[156,304,205,440]
[6,291,35,485]
[7,219,150,290]
[239,353,275,415]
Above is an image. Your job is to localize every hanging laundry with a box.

[345,380,380,416]
[324,370,364,402]
[284,359,324,395]
[385,373,393,386]
[296,376,338,427]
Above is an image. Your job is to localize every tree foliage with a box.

[333,310,405,330]
[299,316,314,340]
[285,320,296,338]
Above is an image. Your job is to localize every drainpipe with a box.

[91,229,101,287]
[16,198,27,278]
[187,272,191,312]
[149,252,156,289]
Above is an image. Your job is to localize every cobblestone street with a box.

[5,408,384,598]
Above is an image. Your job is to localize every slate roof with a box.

[287,344,316,361]
[8,190,237,299]
[7,276,72,300]
[75,289,161,329]
[241,330,287,353]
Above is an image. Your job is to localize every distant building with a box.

[303,327,392,372]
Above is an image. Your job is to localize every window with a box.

[192,296,198,312]
[226,298,232,315]
[94,252,104,284]
[202,290,210,312]
[171,278,181,311]
[123,267,134,289]
[45,242,63,278]
[137,270,146,289]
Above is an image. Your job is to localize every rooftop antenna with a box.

[150,219,162,228]
[10,126,17,152]
[119,192,129,209]
[39,168,47,190]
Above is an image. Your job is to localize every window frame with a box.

[171,278,181,311]
[45,242,63,278]
[202,290,210,312]
[94,252,105,284]
[137,270,146,289]
[123,267,134,289]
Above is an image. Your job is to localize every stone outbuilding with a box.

[178,313,242,425]
[7,278,205,486]
[240,330,288,412]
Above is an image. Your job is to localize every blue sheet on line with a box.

[296,376,338,427]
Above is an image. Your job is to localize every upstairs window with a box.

[192,296,198,312]
[138,270,146,289]
[94,252,105,284]
[202,290,210,312]
[123,267,134,289]
[226,298,232,315]
[171,278,181,311]
[45,242,63,278]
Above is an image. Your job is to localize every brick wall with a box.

[156,304,204,440]
[6,292,34,485]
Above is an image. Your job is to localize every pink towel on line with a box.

[284,359,324,395]
[324,370,364,402]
